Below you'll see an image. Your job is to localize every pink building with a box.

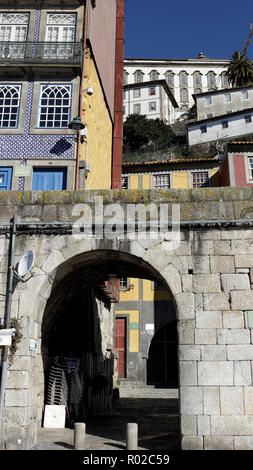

[220,141,253,187]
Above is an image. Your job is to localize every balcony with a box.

[0,42,82,66]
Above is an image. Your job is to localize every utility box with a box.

[43,405,66,428]
[0,329,15,346]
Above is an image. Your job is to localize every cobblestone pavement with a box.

[32,388,180,451]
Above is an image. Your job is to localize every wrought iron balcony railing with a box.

[0,42,82,65]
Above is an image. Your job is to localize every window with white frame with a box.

[180,88,188,102]
[150,70,159,81]
[221,72,229,88]
[45,13,76,42]
[0,13,29,41]
[153,174,170,189]
[121,176,129,189]
[207,72,216,89]
[193,72,202,87]
[200,125,207,133]
[179,71,188,86]
[224,92,231,102]
[248,157,253,179]
[165,71,174,87]
[133,88,141,98]
[241,90,249,100]
[0,84,21,128]
[149,86,156,96]
[149,101,156,111]
[134,70,144,84]
[38,84,71,128]
[192,171,209,188]
[123,70,128,85]
[120,277,129,290]
[133,103,141,114]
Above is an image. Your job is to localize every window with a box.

[0,13,29,59]
[32,168,67,190]
[123,70,128,85]
[222,120,228,128]
[123,105,125,115]
[180,88,188,102]
[205,96,212,105]
[120,277,129,289]
[149,101,156,111]
[165,71,174,87]
[194,88,202,95]
[241,90,249,100]
[200,125,207,133]
[193,72,202,87]
[149,86,156,96]
[245,115,252,123]
[207,72,216,89]
[121,176,129,189]
[38,84,72,128]
[221,73,229,88]
[224,93,231,102]
[179,72,188,86]
[0,167,12,190]
[206,113,213,119]
[133,88,141,98]
[248,157,253,179]
[45,13,76,42]
[0,84,21,128]
[153,174,170,189]
[150,70,159,81]
[192,171,209,188]
[134,70,144,84]
[133,103,141,114]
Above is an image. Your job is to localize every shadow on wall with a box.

[50,138,73,156]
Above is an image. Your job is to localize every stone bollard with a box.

[126,423,138,450]
[74,423,86,450]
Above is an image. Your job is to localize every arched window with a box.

[38,84,72,128]
[165,70,174,87]
[194,88,202,95]
[149,69,159,81]
[207,71,216,89]
[179,71,188,87]
[123,70,128,85]
[193,71,202,87]
[180,88,188,102]
[0,84,21,128]
[134,69,144,83]
[221,72,229,88]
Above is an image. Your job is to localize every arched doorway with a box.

[38,248,181,448]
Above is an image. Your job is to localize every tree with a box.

[225,50,253,87]
[123,114,176,152]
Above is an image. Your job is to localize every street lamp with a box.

[68,117,86,190]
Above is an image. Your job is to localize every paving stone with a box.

[204,436,234,450]
[193,274,221,293]
[196,310,222,329]
[244,387,253,414]
[222,311,244,329]
[198,362,234,386]
[217,329,250,345]
[195,329,216,344]
[231,290,253,310]
[210,256,235,274]
[221,274,250,292]
[203,387,220,415]
[203,293,230,311]
[180,387,203,415]
[234,361,252,386]
[181,415,197,436]
[197,415,210,436]
[220,387,244,415]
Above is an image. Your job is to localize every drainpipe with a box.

[0,214,17,448]
[75,1,88,190]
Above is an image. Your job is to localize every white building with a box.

[123,79,179,124]
[194,85,253,120]
[187,108,253,146]
[124,53,230,122]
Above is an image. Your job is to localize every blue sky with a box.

[124,0,253,60]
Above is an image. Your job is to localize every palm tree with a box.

[225,50,253,87]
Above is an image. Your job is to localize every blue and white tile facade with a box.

[0,6,77,190]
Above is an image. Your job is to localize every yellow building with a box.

[121,156,220,190]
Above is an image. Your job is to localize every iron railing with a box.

[0,42,82,65]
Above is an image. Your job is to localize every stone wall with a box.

[0,188,253,449]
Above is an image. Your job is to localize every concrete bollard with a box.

[74,422,86,450]
[126,423,138,450]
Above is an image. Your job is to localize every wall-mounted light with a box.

[68,116,86,132]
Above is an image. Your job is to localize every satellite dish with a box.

[17,250,35,277]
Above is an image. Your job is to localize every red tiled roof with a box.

[122,157,219,166]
